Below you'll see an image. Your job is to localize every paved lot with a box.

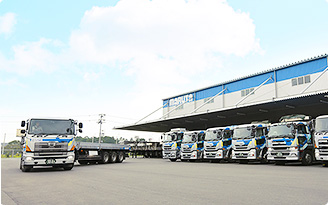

[1,158,328,205]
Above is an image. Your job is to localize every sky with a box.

[1,0,328,143]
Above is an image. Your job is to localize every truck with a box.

[203,126,234,162]
[266,114,314,165]
[314,115,328,167]
[181,130,205,162]
[231,123,268,164]
[126,141,162,158]
[162,128,186,162]
[19,118,130,172]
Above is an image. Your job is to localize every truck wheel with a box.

[109,152,117,163]
[302,151,313,166]
[116,151,124,163]
[20,160,32,172]
[78,160,88,165]
[100,151,110,164]
[63,164,74,170]
[169,159,177,162]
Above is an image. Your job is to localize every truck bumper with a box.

[203,150,223,159]
[162,151,179,159]
[22,152,75,166]
[315,149,328,161]
[267,151,299,161]
[181,151,201,160]
[232,149,257,160]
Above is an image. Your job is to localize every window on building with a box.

[241,88,254,97]
[304,75,311,83]
[291,75,311,86]
[204,98,214,104]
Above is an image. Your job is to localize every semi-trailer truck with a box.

[314,115,328,167]
[203,126,234,162]
[19,118,129,172]
[162,128,186,162]
[267,114,314,165]
[181,130,205,162]
[231,123,268,163]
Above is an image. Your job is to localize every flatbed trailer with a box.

[75,142,130,164]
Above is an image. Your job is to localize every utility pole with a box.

[98,114,106,143]
[2,133,6,155]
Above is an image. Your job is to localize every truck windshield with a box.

[268,124,294,139]
[222,130,233,139]
[316,117,328,133]
[162,133,176,142]
[205,130,222,141]
[233,127,252,140]
[28,119,75,135]
[182,134,196,143]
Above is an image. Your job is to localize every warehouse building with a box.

[116,54,328,132]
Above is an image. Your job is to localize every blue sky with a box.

[1,0,328,142]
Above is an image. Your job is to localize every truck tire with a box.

[20,159,32,172]
[301,151,313,166]
[116,151,124,163]
[78,160,88,165]
[109,152,117,163]
[100,151,110,164]
[63,164,74,170]
[169,159,177,162]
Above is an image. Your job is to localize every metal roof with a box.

[163,54,328,101]
[115,91,328,132]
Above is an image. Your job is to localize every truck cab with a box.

[181,130,205,161]
[314,115,328,167]
[267,114,314,165]
[203,126,234,162]
[162,128,186,162]
[231,123,268,163]
[19,118,82,172]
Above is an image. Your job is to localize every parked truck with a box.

[231,123,268,163]
[162,128,186,162]
[181,130,205,162]
[19,118,130,172]
[203,126,234,162]
[267,114,314,165]
[314,115,328,167]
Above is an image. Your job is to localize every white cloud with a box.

[0,12,16,35]
[68,0,261,105]
[0,0,262,138]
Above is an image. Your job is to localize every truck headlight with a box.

[67,156,74,161]
[25,157,33,161]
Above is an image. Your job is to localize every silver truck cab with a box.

[162,128,186,162]
[203,126,234,162]
[181,130,205,161]
[314,115,328,166]
[19,118,82,172]
[231,123,268,163]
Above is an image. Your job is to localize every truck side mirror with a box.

[79,129,83,133]
[21,121,26,127]
[21,130,26,134]
[79,123,83,129]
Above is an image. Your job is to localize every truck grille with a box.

[34,142,68,153]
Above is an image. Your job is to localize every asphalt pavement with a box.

[1,158,328,205]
